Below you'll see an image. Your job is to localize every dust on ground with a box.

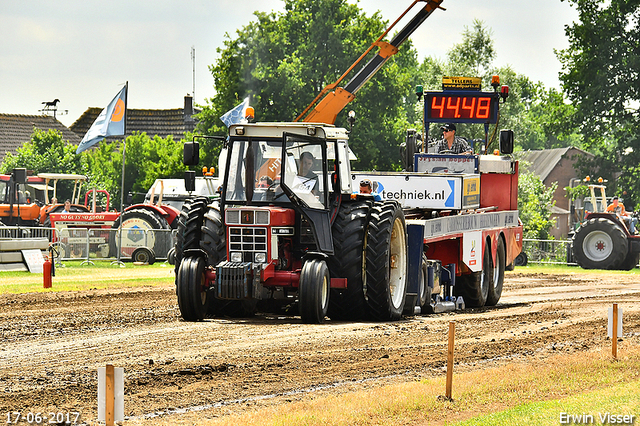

[1,269,639,425]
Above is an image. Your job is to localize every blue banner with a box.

[77,84,127,154]
[220,97,249,128]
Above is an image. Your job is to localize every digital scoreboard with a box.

[424,91,500,124]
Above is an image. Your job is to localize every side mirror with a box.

[183,141,200,166]
[13,168,27,184]
[184,170,196,192]
[499,129,514,155]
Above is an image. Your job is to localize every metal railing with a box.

[522,239,575,265]
[0,226,176,264]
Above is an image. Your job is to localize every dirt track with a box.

[1,270,639,425]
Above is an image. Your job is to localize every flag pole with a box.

[113,82,128,267]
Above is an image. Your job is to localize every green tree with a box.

[518,172,557,239]
[84,133,187,207]
[0,128,86,201]
[198,0,420,171]
[557,0,640,203]
[1,128,83,175]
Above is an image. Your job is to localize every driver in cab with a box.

[436,123,472,155]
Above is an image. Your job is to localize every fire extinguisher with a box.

[43,255,52,289]
[43,245,55,289]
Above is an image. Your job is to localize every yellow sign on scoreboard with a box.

[442,76,482,91]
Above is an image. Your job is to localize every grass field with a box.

[191,348,640,426]
[0,260,174,293]
[2,262,627,295]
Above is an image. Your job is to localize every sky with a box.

[0,0,579,128]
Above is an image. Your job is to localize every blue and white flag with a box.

[77,84,127,154]
[220,97,249,128]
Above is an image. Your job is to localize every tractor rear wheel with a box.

[174,197,209,273]
[365,202,408,321]
[299,259,330,324]
[486,238,505,306]
[455,239,492,308]
[176,256,209,321]
[573,218,628,269]
[619,250,639,271]
[327,201,371,320]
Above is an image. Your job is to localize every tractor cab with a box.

[186,123,356,258]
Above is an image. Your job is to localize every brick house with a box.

[518,146,594,239]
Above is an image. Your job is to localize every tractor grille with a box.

[228,227,268,263]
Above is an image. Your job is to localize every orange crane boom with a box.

[295,0,445,125]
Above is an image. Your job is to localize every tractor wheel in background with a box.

[619,250,639,271]
[176,256,209,321]
[514,251,528,266]
[299,259,330,324]
[327,201,371,320]
[174,197,209,273]
[110,208,170,259]
[573,218,628,269]
[365,202,408,321]
[486,237,506,306]
[200,205,256,318]
[455,239,492,308]
[132,247,156,265]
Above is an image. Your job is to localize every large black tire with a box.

[619,250,639,271]
[486,237,506,306]
[110,208,170,259]
[174,197,209,273]
[573,218,628,269]
[176,256,209,321]
[200,205,256,317]
[514,251,528,266]
[327,201,370,320]
[299,259,330,324]
[418,255,434,314]
[455,239,492,308]
[365,202,408,321]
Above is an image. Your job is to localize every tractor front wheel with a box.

[176,256,209,321]
[299,259,330,324]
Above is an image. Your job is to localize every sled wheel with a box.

[486,238,505,306]
[455,239,492,308]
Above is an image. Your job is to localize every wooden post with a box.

[612,303,618,360]
[446,321,455,399]
[106,364,115,426]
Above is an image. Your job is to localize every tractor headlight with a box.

[254,252,267,263]
[230,252,243,263]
